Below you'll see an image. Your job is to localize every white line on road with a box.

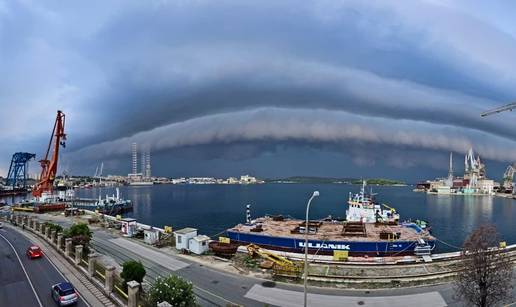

[41,241,93,307]
[5,225,93,307]
[0,232,44,307]
[244,284,448,307]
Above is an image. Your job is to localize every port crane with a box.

[502,165,515,192]
[32,111,66,197]
[6,152,36,189]
[480,102,516,117]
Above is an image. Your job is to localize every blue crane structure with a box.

[5,152,36,189]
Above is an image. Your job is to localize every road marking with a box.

[109,238,189,270]
[6,225,96,307]
[0,232,44,307]
[244,284,448,307]
[41,243,93,307]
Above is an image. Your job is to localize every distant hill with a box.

[265,176,405,185]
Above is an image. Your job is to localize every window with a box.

[177,235,182,244]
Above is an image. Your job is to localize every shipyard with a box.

[415,149,516,198]
[2,2,516,307]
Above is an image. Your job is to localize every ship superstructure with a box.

[346,181,399,223]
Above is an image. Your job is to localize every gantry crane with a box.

[32,111,66,197]
[6,152,36,189]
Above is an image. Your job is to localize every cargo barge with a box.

[227,182,435,256]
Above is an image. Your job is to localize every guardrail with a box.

[9,213,142,307]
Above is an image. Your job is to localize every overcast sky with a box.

[1,0,516,181]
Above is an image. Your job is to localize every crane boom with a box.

[480,102,516,117]
[32,110,66,197]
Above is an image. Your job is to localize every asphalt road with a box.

[0,226,88,307]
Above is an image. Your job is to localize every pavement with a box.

[245,284,447,307]
[0,225,89,307]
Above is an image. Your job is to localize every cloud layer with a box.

[1,0,516,177]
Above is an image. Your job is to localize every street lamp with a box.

[304,190,319,307]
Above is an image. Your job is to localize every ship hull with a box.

[227,230,435,256]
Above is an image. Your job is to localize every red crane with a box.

[33,110,66,197]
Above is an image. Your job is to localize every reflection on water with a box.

[53,184,516,252]
[127,187,152,221]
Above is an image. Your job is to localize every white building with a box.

[240,175,257,184]
[174,228,198,251]
[188,235,210,255]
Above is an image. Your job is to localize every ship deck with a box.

[229,217,435,242]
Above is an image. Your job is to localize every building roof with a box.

[174,227,197,235]
[191,235,210,242]
[121,218,137,222]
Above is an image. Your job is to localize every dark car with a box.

[51,282,78,306]
[26,245,43,259]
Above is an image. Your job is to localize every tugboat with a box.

[226,182,435,256]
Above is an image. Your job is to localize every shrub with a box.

[63,223,92,239]
[145,275,196,307]
[63,223,92,254]
[121,260,146,289]
[44,222,63,233]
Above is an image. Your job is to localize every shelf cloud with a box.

[1,0,516,178]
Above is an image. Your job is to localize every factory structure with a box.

[416,148,514,195]
[128,142,153,185]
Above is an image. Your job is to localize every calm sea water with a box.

[4,184,515,252]
[71,184,516,253]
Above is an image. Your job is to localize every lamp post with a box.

[304,190,319,307]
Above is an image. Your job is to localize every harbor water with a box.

[4,184,515,253]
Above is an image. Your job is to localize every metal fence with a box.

[114,275,129,300]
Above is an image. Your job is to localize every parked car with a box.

[51,282,78,306]
[0,221,3,229]
[26,245,43,259]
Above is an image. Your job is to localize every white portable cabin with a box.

[120,218,137,237]
[144,228,160,245]
[188,235,210,255]
[174,228,197,251]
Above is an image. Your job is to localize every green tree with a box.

[63,223,92,238]
[145,275,196,307]
[63,223,92,254]
[121,260,146,289]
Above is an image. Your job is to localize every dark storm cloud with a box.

[1,0,516,176]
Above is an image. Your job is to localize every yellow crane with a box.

[246,244,302,276]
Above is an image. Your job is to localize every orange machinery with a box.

[32,110,66,197]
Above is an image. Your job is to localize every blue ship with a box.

[226,182,435,256]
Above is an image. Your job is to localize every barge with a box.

[227,182,435,256]
[71,188,132,215]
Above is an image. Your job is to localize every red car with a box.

[26,245,43,259]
